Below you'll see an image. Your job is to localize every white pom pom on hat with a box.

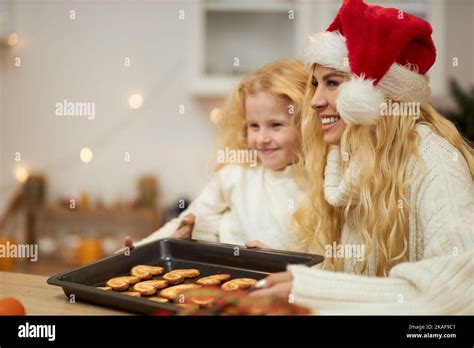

[336,76,386,125]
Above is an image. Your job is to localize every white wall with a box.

[1,0,218,213]
[445,0,474,92]
[1,0,473,217]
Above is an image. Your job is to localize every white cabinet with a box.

[189,0,446,99]
[189,0,312,98]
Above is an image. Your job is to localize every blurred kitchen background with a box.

[0,0,472,275]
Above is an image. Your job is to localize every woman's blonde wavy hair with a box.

[294,65,474,276]
[211,59,309,173]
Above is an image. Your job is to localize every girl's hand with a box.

[170,213,196,239]
[249,271,294,300]
[115,235,134,254]
[245,240,271,250]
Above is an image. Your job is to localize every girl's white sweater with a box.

[134,164,305,251]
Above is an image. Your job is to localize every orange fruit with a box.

[0,235,17,270]
[77,238,103,266]
[0,297,26,316]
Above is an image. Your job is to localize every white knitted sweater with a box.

[288,125,474,315]
[134,164,305,250]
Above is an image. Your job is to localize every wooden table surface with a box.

[0,271,129,315]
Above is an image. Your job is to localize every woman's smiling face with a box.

[310,65,348,145]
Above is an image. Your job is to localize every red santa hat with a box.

[305,0,436,125]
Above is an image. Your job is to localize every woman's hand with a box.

[249,271,294,301]
[245,240,271,250]
[170,213,196,239]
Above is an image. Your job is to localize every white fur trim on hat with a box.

[336,76,385,125]
[304,31,349,72]
[379,63,431,105]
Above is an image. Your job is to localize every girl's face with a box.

[246,92,297,171]
[310,65,348,145]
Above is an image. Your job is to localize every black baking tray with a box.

[47,238,323,315]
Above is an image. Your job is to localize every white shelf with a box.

[190,75,241,98]
[369,1,427,14]
[206,0,296,13]
[325,1,428,19]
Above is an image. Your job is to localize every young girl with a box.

[124,59,309,251]
[252,0,474,314]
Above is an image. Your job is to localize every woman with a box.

[251,0,474,314]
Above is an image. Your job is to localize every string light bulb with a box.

[80,147,93,163]
[7,33,18,47]
[129,94,143,109]
[14,165,29,183]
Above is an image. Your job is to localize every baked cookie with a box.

[162,272,184,285]
[131,265,165,280]
[221,278,257,291]
[190,296,215,307]
[196,274,231,286]
[133,279,169,296]
[148,297,169,303]
[106,276,141,291]
[172,269,200,278]
[159,284,201,300]
[96,286,112,291]
[121,291,141,297]
[163,269,200,284]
